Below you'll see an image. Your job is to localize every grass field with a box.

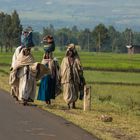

[0,50,140,140]
[85,70,140,85]
[1,48,140,71]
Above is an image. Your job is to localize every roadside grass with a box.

[93,84,140,113]
[35,84,140,140]
[0,73,10,92]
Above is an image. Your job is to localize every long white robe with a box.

[17,65,36,101]
[10,47,50,101]
[10,48,36,101]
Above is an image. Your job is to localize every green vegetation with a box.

[1,50,140,71]
[35,51,140,72]
[79,52,140,71]
[0,51,140,140]
[0,11,22,52]
[85,70,140,85]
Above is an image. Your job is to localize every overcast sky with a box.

[0,0,140,30]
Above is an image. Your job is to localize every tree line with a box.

[0,10,22,52]
[43,24,140,53]
[1,10,140,53]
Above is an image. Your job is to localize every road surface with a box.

[0,89,98,140]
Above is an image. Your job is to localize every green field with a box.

[0,50,140,140]
[85,70,140,85]
[1,49,140,71]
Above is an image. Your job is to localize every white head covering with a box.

[66,43,75,51]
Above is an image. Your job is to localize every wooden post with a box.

[83,85,91,111]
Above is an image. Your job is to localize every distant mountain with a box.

[0,0,140,32]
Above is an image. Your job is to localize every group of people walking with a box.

[9,27,85,109]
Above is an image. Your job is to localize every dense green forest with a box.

[1,10,140,53]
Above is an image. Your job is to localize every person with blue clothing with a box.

[37,36,59,105]
[43,35,55,53]
[27,26,34,48]
[21,29,29,48]
[21,27,34,48]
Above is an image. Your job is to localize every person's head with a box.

[21,29,28,48]
[27,26,33,33]
[66,43,77,57]
[22,28,29,35]
[23,48,31,56]
[43,35,54,44]
[67,48,74,57]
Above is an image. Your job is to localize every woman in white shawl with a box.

[10,47,50,105]
[10,47,37,105]
[60,44,83,109]
[10,28,50,105]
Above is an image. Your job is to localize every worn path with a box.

[0,89,98,140]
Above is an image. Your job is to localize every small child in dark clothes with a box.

[21,29,29,48]
[43,35,55,53]
[27,26,34,48]
[21,27,34,48]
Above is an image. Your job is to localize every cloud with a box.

[115,19,131,25]
[45,1,52,5]
[112,9,123,13]
[1,0,140,30]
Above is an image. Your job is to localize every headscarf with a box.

[66,43,79,58]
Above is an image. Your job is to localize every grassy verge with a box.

[0,71,140,140]
[34,83,140,140]
[0,74,10,92]
[35,83,140,140]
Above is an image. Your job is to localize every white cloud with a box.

[112,9,123,13]
[115,19,131,25]
[1,0,140,30]
[45,1,52,5]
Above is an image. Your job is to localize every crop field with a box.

[85,70,140,85]
[0,49,140,140]
[1,48,140,70]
